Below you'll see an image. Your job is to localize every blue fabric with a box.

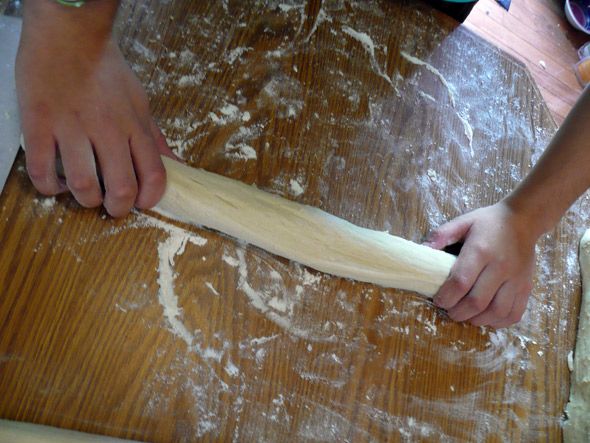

[444,0,510,10]
[495,0,511,10]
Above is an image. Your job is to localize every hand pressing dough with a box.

[153,156,456,297]
[563,229,590,441]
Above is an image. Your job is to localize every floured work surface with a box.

[0,0,583,441]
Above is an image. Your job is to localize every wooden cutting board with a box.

[0,0,582,441]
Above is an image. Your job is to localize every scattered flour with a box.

[302,268,322,286]
[224,359,240,377]
[131,213,207,348]
[220,104,240,118]
[208,103,255,126]
[401,51,456,108]
[205,282,220,296]
[342,25,397,91]
[223,125,262,161]
[225,46,251,64]
[132,40,157,63]
[33,196,57,212]
[178,74,204,87]
[342,26,377,65]
[278,3,299,12]
[457,107,474,157]
[289,179,305,197]
[222,253,240,267]
[224,143,257,161]
[303,7,331,43]
[418,91,436,102]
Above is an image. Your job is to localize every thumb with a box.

[423,215,473,250]
[150,119,185,163]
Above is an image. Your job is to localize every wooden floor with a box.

[464,0,590,125]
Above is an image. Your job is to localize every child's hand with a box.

[16,0,177,217]
[424,202,539,328]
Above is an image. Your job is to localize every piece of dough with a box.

[0,419,138,442]
[153,156,456,297]
[563,230,590,441]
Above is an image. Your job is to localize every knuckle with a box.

[467,296,489,312]
[26,162,47,182]
[507,310,525,325]
[449,273,471,294]
[134,132,157,152]
[28,169,56,195]
[110,182,138,201]
[434,294,452,309]
[489,302,511,319]
[472,242,492,260]
[67,173,97,194]
[143,166,167,189]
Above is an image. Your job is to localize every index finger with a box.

[22,123,65,196]
[433,243,488,310]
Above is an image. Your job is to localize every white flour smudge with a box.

[131,213,207,347]
[33,196,57,212]
[457,107,474,157]
[289,179,305,197]
[401,51,456,107]
[418,90,436,103]
[342,25,397,91]
[157,231,206,347]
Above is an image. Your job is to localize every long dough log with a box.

[563,229,590,441]
[153,156,456,297]
[0,419,138,442]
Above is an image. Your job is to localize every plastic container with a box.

[574,58,590,86]
[579,41,590,59]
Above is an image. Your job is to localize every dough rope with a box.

[154,156,456,297]
[563,229,590,441]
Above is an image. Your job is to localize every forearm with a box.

[503,85,590,238]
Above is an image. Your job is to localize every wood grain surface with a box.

[0,0,585,441]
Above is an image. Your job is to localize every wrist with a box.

[22,0,120,43]
[500,194,554,240]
